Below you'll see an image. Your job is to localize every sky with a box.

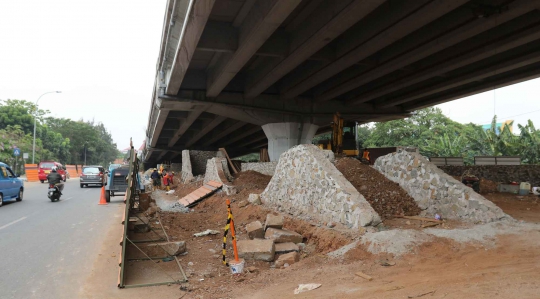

[1,1,539,152]
[0,0,166,150]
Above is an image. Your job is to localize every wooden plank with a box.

[355,271,373,281]
[219,147,239,174]
[179,198,190,206]
[421,222,441,228]
[203,184,216,191]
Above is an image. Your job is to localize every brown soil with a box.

[155,171,354,297]
[479,178,499,194]
[230,170,272,202]
[335,158,421,220]
[485,192,540,223]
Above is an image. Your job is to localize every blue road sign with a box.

[13,148,20,156]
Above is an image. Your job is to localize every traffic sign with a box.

[23,153,29,159]
[13,148,20,156]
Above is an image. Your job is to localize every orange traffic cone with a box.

[99,186,108,205]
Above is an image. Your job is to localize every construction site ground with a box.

[83,172,540,299]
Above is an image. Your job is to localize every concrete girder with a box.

[348,23,540,106]
[282,0,468,100]
[316,0,538,103]
[158,92,406,126]
[243,0,385,98]
[185,115,227,148]
[404,64,540,111]
[221,126,263,147]
[197,21,289,58]
[149,109,170,148]
[205,0,302,97]
[201,121,246,147]
[165,0,215,95]
[232,0,256,28]
[167,107,205,147]
[377,50,540,108]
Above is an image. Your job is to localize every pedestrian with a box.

[162,171,170,191]
[151,168,160,191]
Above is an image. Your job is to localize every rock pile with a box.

[238,213,304,268]
[374,150,508,223]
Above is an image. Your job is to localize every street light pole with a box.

[32,91,61,164]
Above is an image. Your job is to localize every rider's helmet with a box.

[51,166,57,172]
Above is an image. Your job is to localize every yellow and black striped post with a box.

[222,199,239,266]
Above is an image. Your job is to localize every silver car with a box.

[80,165,105,188]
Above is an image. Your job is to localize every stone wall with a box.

[190,150,218,176]
[204,157,236,195]
[374,150,508,223]
[261,144,381,228]
[241,162,278,176]
[181,150,194,183]
[438,165,540,186]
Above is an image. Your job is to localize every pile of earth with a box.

[334,158,421,220]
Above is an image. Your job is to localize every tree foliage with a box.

[316,107,540,165]
[0,99,120,168]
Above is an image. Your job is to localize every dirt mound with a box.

[232,170,272,189]
[335,158,421,220]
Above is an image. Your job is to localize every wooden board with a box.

[219,148,238,174]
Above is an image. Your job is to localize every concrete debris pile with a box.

[335,158,422,219]
[374,149,509,223]
[261,144,381,228]
[238,214,304,268]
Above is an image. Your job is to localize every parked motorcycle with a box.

[48,184,61,202]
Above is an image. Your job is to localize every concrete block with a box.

[275,242,299,254]
[265,228,303,244]
[246,221,264,239]
[238,239,275,262]
[265,214,284,230]
[248,194,262,205]
[146,241,187,256]
[275,251,299,267]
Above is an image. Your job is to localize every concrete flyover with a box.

[144,0,540,165]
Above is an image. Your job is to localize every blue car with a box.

[0,162,24,207]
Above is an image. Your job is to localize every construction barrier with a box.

[24,164,39,182]
[66,165,79,178]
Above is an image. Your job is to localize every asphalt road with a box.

[0,179,122,299]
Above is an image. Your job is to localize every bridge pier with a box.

[262,123,318,162]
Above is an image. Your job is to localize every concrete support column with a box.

[262,122,319,161]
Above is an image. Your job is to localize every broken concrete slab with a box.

[246,221,264,239]
[146,241,187,256]
[275,251,299,267]
[238,239,275,262]
[248,193,262,205]
[265,214,284,231]
[275,242,299,254]
[265,228,303,244]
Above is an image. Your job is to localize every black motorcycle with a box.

[48,184,61,202]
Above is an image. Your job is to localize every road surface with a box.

[0,179,121,299]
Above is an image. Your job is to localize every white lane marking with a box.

[0,216,28,231]
[63,197,73,201]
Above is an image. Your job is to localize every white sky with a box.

[0,0,166,150]
[1,1,539,151]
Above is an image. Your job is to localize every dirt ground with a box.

[335,158,421,219]
[82,170,540,299]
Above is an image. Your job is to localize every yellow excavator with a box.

[317,112,360,157]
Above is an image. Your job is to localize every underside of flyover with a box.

[144,0,540,165]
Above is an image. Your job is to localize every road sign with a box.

[23,153,29,159]
[13,148,20,156]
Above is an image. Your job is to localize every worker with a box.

[150,168,160,191]
[162,171,170,191]
[362,148,371,164]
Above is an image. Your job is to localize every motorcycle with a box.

[48,184,61,202]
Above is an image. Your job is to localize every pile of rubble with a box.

[239,214,305,268]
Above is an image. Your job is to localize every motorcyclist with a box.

[47,166,64,195]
